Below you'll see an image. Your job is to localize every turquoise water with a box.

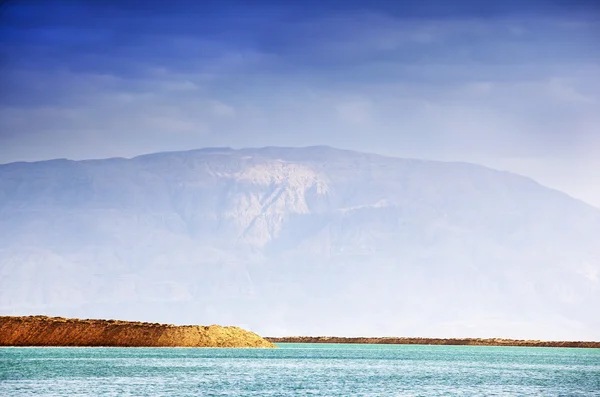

[1,343,599,396]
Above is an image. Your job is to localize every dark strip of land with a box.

[266,336,600,348]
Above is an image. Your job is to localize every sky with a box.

[1,0,599,206]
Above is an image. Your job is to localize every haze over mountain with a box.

[1,146,599,340]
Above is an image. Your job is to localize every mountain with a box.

[1,146,599,340]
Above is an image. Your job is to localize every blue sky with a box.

[1,0,599,206]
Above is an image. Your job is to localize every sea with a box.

[1,343,599,396]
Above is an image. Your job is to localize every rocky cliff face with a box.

[0,316,275,347]
[1,146,599,340]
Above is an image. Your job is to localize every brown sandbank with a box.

[0,316,275,348]
[266,336,600,348]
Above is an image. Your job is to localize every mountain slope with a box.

[1,146,599,339]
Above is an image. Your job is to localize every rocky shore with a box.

[0,316,275,348]
[266,336,600,348]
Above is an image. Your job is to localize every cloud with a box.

[335,99,372,125]
[545,77,596,104]
[209,100,236,117]
[463,82,495,95]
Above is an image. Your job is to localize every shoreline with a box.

[266,336,600,348]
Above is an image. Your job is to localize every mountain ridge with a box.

[2,145,595,210]
[1,146,599,340]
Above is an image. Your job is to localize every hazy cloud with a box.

[335,99,372,125]
[209,101,236,117]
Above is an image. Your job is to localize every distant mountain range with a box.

[1,146,599,339]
